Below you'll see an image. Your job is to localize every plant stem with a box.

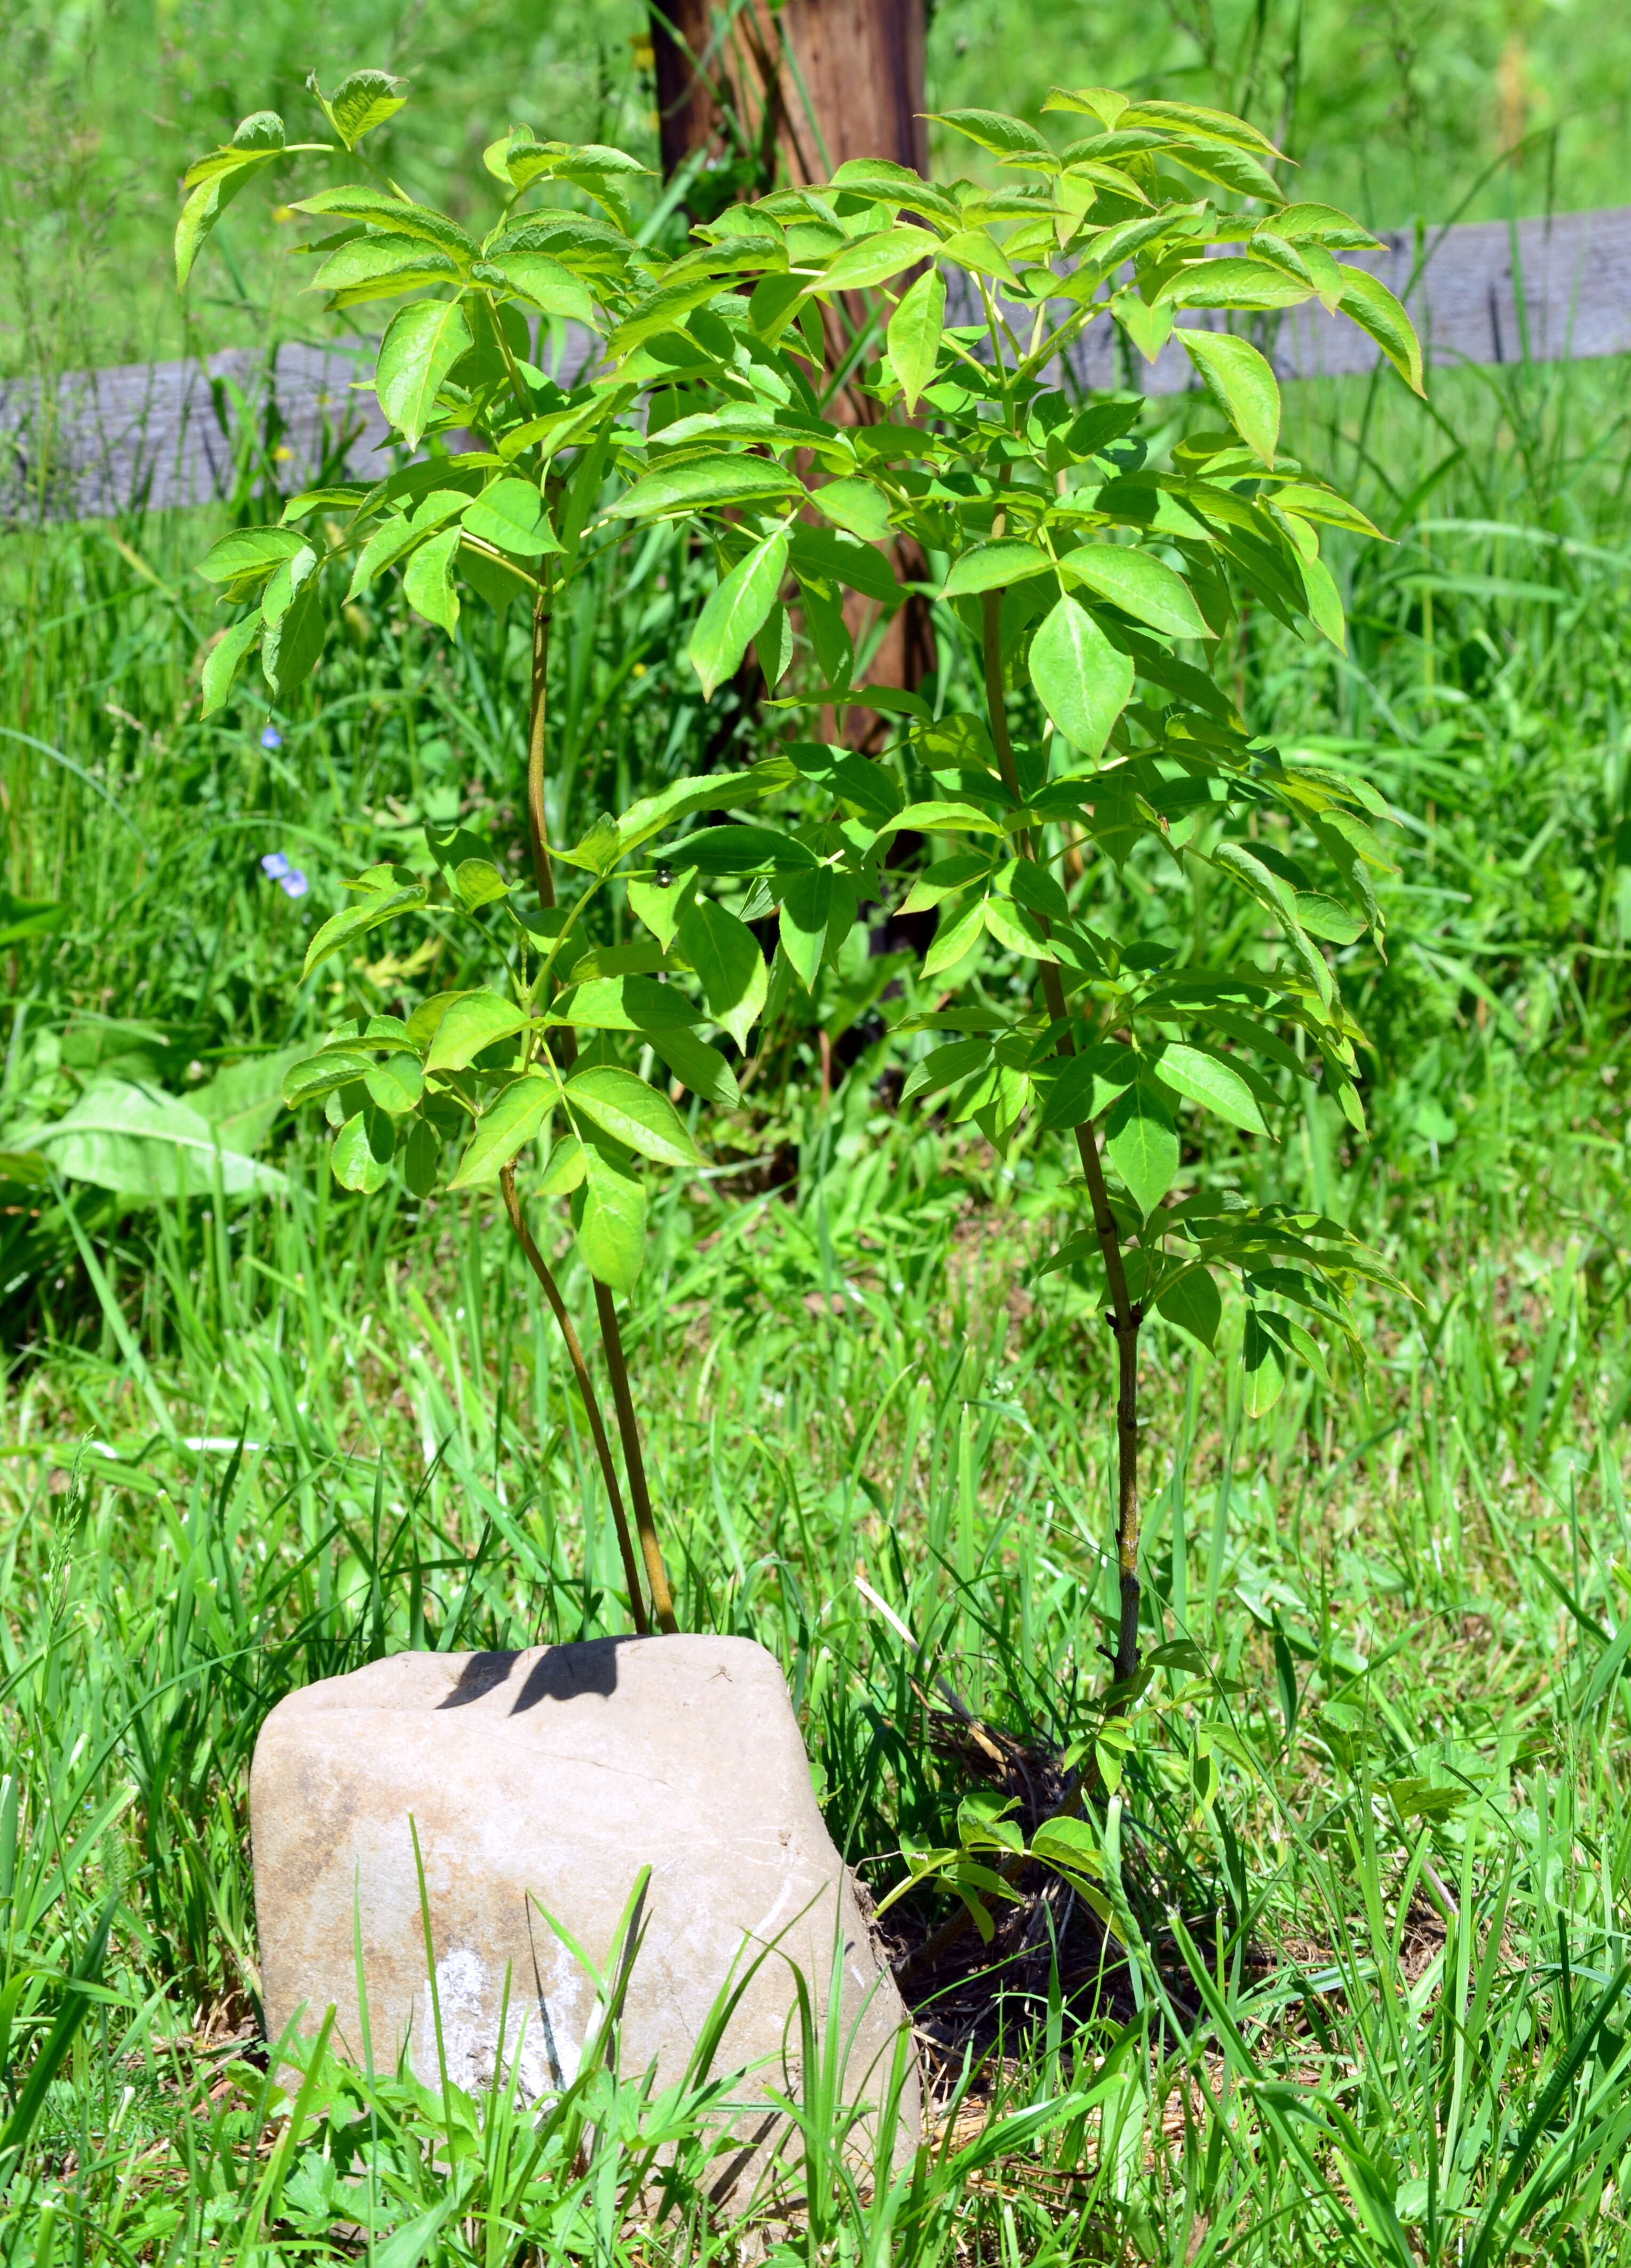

[591,1282,679,1634]
[527,590,556,910]
[981,589,1143,1687]
[500,1165,650,1635]
[520,577,675,1635]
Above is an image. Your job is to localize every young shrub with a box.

[176,77,1415,1684]
[614,93,1421,1691]
[176,77,800,1635]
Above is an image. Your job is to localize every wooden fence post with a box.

[651,0,927,192]
[648,0,933,739]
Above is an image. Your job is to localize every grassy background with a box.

[6,2,1631,2259]
[6,0,1631,372]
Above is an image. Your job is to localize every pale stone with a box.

[251,1634,917,2174]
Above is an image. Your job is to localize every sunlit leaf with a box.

[1154,1042,1269,1133]
[1029,596,1134,756]
[689,527,790,700]
[302,883,428,978]
[1104,1081,1178,1216]
[449,1071,552,1187]
[375,299,474,451]
[423,989,528,1073]
[574,1146,646,1290]
[1060,544,1212,639]
[1177,328,1281,465]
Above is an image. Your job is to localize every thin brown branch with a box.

[500,1165,650,1634]
[979,587,1143,1683]
[592,1282,679,1634]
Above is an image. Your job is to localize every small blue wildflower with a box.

[279,868,309,899]
[260,724,283,750]
[260,851,290,880]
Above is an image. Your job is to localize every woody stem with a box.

[500,1166,650,1635]
[981,589,1142,1688]
[591,1283,679,1634]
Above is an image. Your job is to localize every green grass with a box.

[7,7,1631,2261]
[4,351,1631,2254]
[5,1066,1631,2258]
[6,0,1631,374]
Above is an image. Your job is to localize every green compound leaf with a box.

[175,125,291,288]
[461,478,561,558]
[402,524,461,634]
[1036,1042,1139,1131]
[260,576,324,699]
[302,883,428,978]
[363,1053,425,1116]
[331,1106,395,1192]
[1030,1813,1105,1876]
[689,527,789,700]
[778,865,834,992]
[1159,257,1307,310]
[347,492,466,600]
[1242,1306,1288,1415]
[1336,266,1424,395]
[1154,1042,1269,1134]
[423,989,529,1073]
[479,251,598,325]
[982,896,1056,961]
[453,858,511,911]
[1177,328,1281,466]
[200,615,263,716]
[1060,544,1212,639]
[928,107,1054,159]
[1103,1080,1178,1218]
[900,1038,993,1107]
[538,1132,587,1196]
[816,223,939,294]
[810,477,892,543]
[676,898,768,1048]
[448,1070,553,1188]
[922,897,986,980]
[647,1025,738,1107]
[666,824,816,875]
[1154,1265,1222,1352]
[375,298,474,451]
[557,975,701,1033]
[402,1116,441,1196]
[198,527,309,585]
[574,1145,647,1291]
[608,454,799,521]
[607,273,745,356]
[292,185,478,262]
[318,67,407,151]
[887,264,945,411]
[283,1048,376,1107]
[1029,596,1134,756]
[312,238,462,308]
[789,521,903,607]
[566,1065,700,1168]
[943,541,1052,598]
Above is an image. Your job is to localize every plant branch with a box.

[591,1283,679,1634]
[527,590,556,910]
[516,571,674,1631]
[500,1165,650,1635]
[980,588,1143,1687]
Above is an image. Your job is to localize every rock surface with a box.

[251,1634,917,2171]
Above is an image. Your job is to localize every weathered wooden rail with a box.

[4,202,1629,523]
